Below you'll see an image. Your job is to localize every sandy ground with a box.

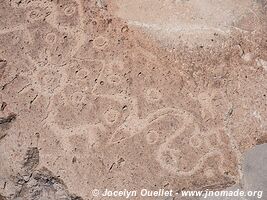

[0,0,266,199]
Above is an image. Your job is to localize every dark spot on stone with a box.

[1,102,7,111]
[121,25,129,33]
[0,113,16,125]
[23,147,39,171]
[122,105,127,111]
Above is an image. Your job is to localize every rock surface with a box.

[200,144,267,200]
[0,0,266,199]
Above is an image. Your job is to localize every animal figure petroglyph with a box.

[156,123,225,176]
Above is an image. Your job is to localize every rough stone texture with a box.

[0,0,266,199]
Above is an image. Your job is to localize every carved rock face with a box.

[0,0,266,199]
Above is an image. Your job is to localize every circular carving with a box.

[145,88,162,103]
[64,5,76,16]
[45,32,57,44]
[107,74,122,86]
[146,130,159,144]
[104,108,120,125]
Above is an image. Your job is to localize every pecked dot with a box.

[189,135,202,148]
[27,8,43,22]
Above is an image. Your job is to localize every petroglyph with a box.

[0,0,266,199]
[109,106,194,144]
[64,4,77,17]
[156,124,238,178]
[2,0,86,66]
[92,36,109,49]
[17,64,69,97]
[26,8,48,22]
[103,108,121,125]
[0,25,26,35]
[42,119,101,156]
[91,60,129,97]
[66,58,104,91]
[145,130,159,145]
